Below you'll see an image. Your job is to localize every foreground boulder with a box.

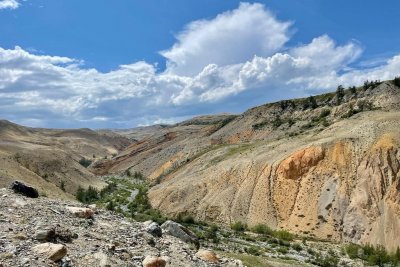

[35,228,56,241]
[11,181,39,198]
[161,220,199,247]
[142,256,167,267]
[195,249,219,263]
[32,243,67,261]
[65,206,94,218]
[145,221,162,237]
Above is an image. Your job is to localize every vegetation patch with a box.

[78,157,92,168]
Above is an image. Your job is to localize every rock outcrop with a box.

[0,188,238,266]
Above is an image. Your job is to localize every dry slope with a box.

[0,121,132,199]
[100,80,400,251]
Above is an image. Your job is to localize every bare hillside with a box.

[97,80,400,251]
[0,121,132,199]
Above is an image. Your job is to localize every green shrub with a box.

[272,116,283,129]
[277,247,288,254]
[278,239,291,247]
[319,109,331,118]
[251,224,273,235]
[336,85,345,105]
[394,77,400,87]
[291,243,303,251]
[303,95,318,110]
[245,246,261,256]
[78,158,92,168]
[274,230,294,241]
[312,254,339,267]
[177,214,196,224]
[205,224,219,243]
[349,86,357,96]
[60,181,65,192]
[76,186,99,203]
[106,200,115,211]
[231,221,248,232]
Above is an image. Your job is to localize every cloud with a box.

[0,2,399,129]
[0,0,20,10]
[161,2,292,76]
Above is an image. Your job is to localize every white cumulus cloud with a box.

[161,2,292,76]
[0,2,399,128]
[0,0,20,10]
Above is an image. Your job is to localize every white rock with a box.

[195,249,219,263]
[142,256,166,267]
[161,220,199,246]
[65,206,94,218]
[32,243,67,261]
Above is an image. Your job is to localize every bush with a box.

[231,221,248,232]
[277,247,288,254]
[177,214,196,224]
[76,186,99,203]
[345,243,398,266]
[319,109,331,118]
[205,224,219,243]
[106,200,115,211]
[303,95,318,109]
[312,254,339,267]
[292,243,303,251]
[245,246,261,256]
[60,181,65,192]
[78,158,92,168]
[274,230,294,241]
[336,85,345,105]
[272,116,283,129]
[350,86,357,95]
[251,224,273,235]
[394,77,400,87]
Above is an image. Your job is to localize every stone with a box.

[32,243,67,261]
[20,257,30,265]
[195,249,219,263]
[10,181,39,198]
[142,256,166,267]
[161,220,199,247]
[88,204,97,211]
[143,220,153,228]
[93,252,110,267]
[146,222,162,237]
[227,259,244,267]
[35,228,55,241]
[65,206,94,218]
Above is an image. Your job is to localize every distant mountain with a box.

[0,121,132,199]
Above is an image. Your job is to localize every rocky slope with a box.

[0,121,132,199]
[0,187,244,267]
[98,80,400,251]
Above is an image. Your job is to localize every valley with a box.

[2,79,400,266]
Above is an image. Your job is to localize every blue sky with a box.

[1,0,399,128]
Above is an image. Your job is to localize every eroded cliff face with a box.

[98,81,400,251]
[148,130,400,250]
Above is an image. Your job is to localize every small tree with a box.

[106,200,115,211]
[251,224,273,235]
[78,158,92,168]
[394,77,400,87]
[60,181,65,192]
[308,95,318,109]
[336,85,345,105]
[231,221,247,232]
[76,186,85,202]
[350,86,357,96]
[363,80,370,90]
